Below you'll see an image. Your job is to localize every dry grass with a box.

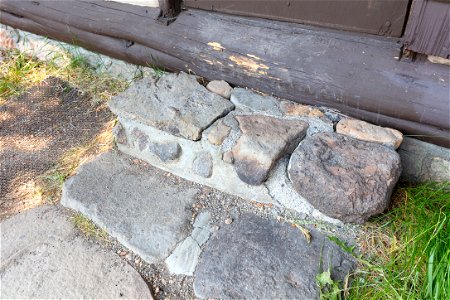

[40,119,117,204]
[348,183,450,300]
[1,48,129,211]
[1,49,129,103]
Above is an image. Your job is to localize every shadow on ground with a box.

[0,76,113,220]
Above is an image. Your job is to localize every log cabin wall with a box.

[0,0,448,148]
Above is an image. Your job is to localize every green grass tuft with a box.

[71,212,109,243]
[348,182,450,300]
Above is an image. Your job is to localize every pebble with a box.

[224,218,233,225]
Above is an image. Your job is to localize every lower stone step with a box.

[1,205,152,299]
[60,151,356,298]
[61,151,199,264]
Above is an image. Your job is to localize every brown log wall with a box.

[0,1,448,147]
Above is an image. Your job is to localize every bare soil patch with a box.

[0,76,113,220]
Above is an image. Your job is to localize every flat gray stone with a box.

[148,141,182,162]
[165,212,211,276]
[232,115,308,185]
[109,72,234,141]
[193,214,355,299]
[0,205,152,299]
[192,152,213,178]
[61,151,199,264]
[231,88,282,116]
[165,236,201,276]
[288,132,402,223]
[191,211,212,246]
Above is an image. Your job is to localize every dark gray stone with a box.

[193,214,355,299]
[113,123,128,145]
[231,88,282,116]
[0,205,152,299]
[398,137,450,183]
[288,132,402,224]
[131,127,149,151]
[193,152,213,178]
[109,72,234,141]
[61,151,199,264]
[232,115,308,185]
[148,141,182,162]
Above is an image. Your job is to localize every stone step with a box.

[60,151,356,299]
[61,152,200,265]
[108,72,403,224]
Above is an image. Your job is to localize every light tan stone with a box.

[207,120,231,145]
[280,101,324,117]
[222,151,234,164]
[206,80,233,99]
[336,118,403,149]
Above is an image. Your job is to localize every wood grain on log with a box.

[1,0,448,147]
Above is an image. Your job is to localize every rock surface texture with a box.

[398,137,450,183]
[148,141,182,162]
[109,72,234,140]
[61,151,198,264]
[0,205,152,299]
[288,132,402,223]
[193,214,355,299]
[232,115,308,185]
[336,118,403,149]
[192,152,213,178]
[230,88,282,116]
[207,119,231,145]
[206,80,233,99]
[280,100,324,117]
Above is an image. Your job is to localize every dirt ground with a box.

[0,76,113,220]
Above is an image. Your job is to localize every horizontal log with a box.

[1,0,449,147]
[0,11,185,70]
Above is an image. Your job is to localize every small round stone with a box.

[224,218,233,225]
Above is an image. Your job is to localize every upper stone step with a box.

[109,72,234,141]
[108,73,405,224]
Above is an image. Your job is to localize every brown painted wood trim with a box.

[403,0,450,58]
[184,0,411,37]
[1,1,448,147]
